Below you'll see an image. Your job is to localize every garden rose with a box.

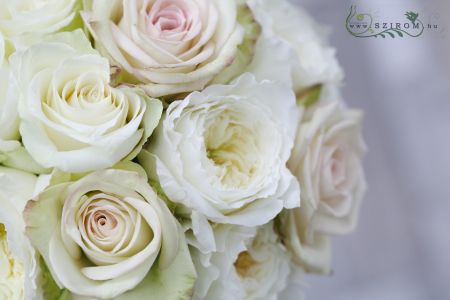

[0,0,78,43]
[247,0,343,93]
[234,223,290,300]
[25,163,196,299]
[82,0,250,97]
[192,223,290,300]
[0,167,42,300]
[190,225,255,300]
[139,73,300,252]
[10,30,163,172]
[282,100,366,273]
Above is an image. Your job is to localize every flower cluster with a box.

[0,0,366,299]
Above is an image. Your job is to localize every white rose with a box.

[0,166,42,300]
[282,101,367,273]
[234,222,290,300]
[25,163,196,299]
[81,0,248,97]
[10,30,163,173]
[192,223,290,300]
[0,0,78,42]
[279,209,331,274]
[190,225,256,300]
[139,73,300,252]
[0,32,54,174]
[0,32,21,153]
[247,0,343,93]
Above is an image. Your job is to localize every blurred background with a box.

[287,0,450,299]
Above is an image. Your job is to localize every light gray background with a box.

[288,0,450,299]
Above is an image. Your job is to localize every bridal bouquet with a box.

[0,0,366,299]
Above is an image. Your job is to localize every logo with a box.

[346,5,439,38]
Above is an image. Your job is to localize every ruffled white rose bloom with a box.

[190,225,256,300]
[281,101,367,273]
[0,0,78,49]
[247,0,343,93]
[0,167,42,300]
[25,163,196,300]
[139,73,300,252]
[81,0,249,97]
[234,223,291,300]
[10,30,163,173]
[192,223,290,300]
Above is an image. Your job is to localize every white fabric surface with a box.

[286,0,450,299]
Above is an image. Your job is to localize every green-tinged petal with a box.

[24,184,69,271]
[113,161,149,179]
[46,29,95,54]
[0,146,51,174]
[116,228,196,300]
[137,149,178,212]
[123,91,163,161]
[212,2,261,84]
[14,29,96,56]
[60,0,85,33]
[39,257,73,300]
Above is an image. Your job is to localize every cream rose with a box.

[282,100,366,273]
[247,0,343,93]
[0,0,78,44]
[139,73,300,253]
[0,32,53,174]
[25,163,196,299]
[0,33,21,154]
[0,167,42,300]
[10,30,163,173]
[279,209,331,274]
[81,0,248,97]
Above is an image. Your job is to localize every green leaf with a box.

[387,31,395,38]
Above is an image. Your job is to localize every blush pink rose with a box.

[82,0,245,97]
